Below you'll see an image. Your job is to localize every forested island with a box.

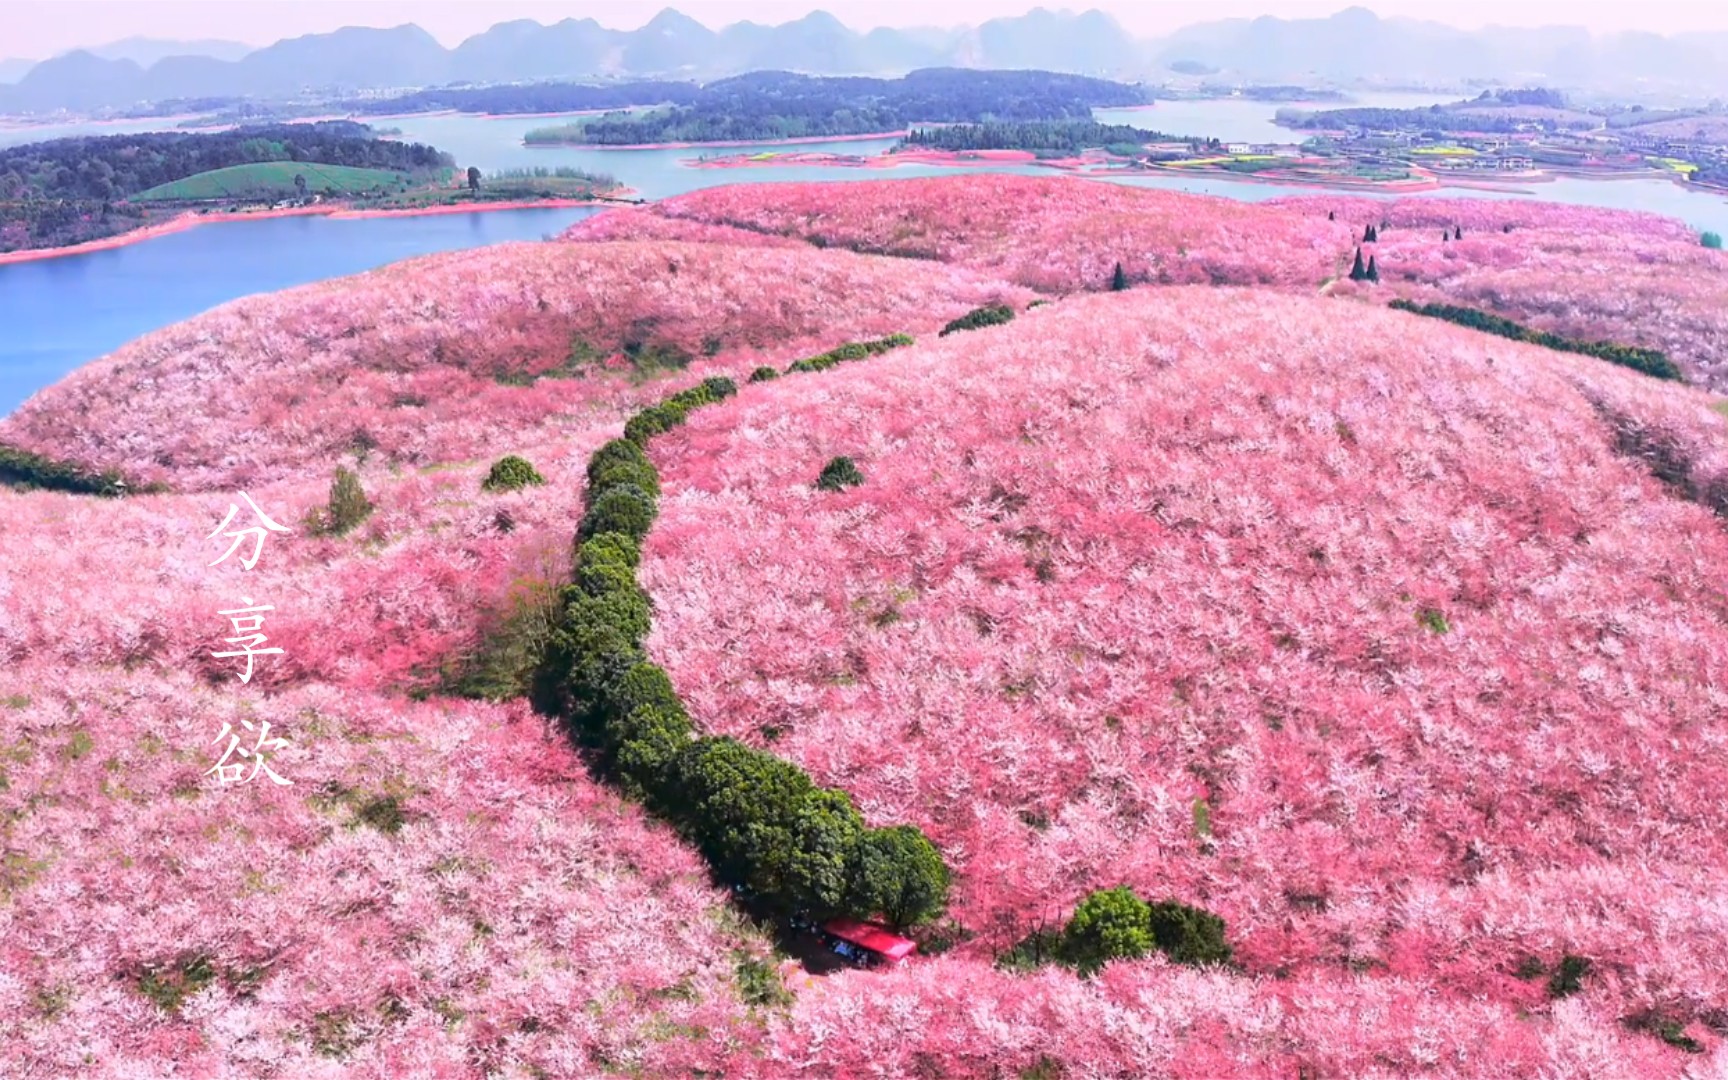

[0,121,624,257]
[523,68,1145,146]
[901,121,1176,157]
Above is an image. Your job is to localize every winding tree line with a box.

[525,68,1144,145]
[531,316,1239,973]
[1388,299,1685,382]
[540,335,952,933]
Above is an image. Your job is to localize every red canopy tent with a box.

[821,918,918,965]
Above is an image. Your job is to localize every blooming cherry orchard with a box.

[570,174,1358,292]
[1272,195,1728,388]
[7,174,1728,1076]
[0,240,1031,492]
[0,662,780,1077]
[640,285,1728,1073]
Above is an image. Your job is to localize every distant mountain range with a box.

[0,37,254,86]
[5,7,1728,114]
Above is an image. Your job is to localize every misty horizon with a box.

[8,1,1728,61]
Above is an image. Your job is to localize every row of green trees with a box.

[542,359,952,931]
[1388,299,1685,382]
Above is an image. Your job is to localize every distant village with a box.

[1133,109,1728,192]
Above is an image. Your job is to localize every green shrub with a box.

[610,662,684,723]
[317,466,373,536]
[624,402,690,445]
[749,366,781,383]
[699,375,739,401]
[1547,953,1591,999]
[589,458,660,500]
[576,557,642,600]
[481,455,545,493]
[771,788,866,918]
[940,303,1016,337]
[587,439,652,485]
[1703,232,1723,250]
[1146,899,1233,966]
[587,439,660,500]
[816,456,864,492]
[1061,887,1153,974]
[613,704,695,800]
[676,735,819,882]
[576,531,642,571]
[579,485,657,541]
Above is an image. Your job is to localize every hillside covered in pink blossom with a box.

[568,175,1728,389]
[1272,195,1728,389]
[6,174,1728,1077]
[0,240,1029,492]
[636,285,1728,1075]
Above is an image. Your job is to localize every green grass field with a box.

[134,162,410,202]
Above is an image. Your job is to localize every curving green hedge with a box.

[543,347,950,931]
[785,334,914,375]
[0,442,138,496]
[1388,299,1684,383]
[938,304,1016,337]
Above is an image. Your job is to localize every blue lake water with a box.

[0,208,601,415]
[4,95,1728,417]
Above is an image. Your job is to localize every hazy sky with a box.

[7,1,1728,59]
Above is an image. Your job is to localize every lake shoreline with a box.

[0,194,637,266]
